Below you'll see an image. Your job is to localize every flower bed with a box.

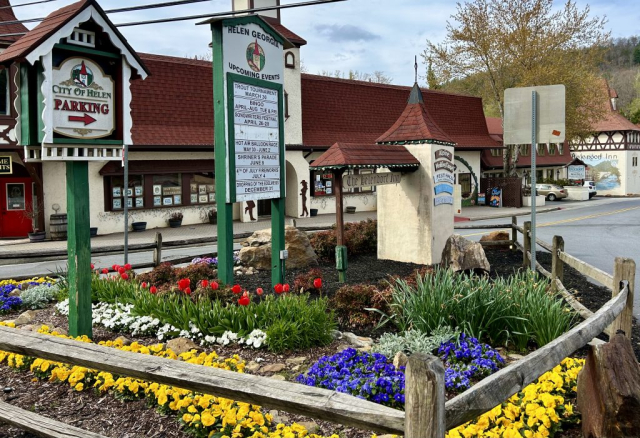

[0,322,336,438]
[0,277,57,313]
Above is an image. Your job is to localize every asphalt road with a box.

[457,197,640,319]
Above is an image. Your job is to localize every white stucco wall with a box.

[41,151,236,236]
[626,150,640,195]
[454,151,481,203]
[378,144,454,265]
[283,47,302,145]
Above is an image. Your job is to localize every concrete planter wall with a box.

[564,186,590,201]
[523,196,546,207]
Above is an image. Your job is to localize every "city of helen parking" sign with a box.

[52,57,115,139]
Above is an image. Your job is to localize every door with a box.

[257,198,272,217]
[0,178,33,237]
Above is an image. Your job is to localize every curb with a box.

[465,207,562,222]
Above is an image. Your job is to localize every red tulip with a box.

[232,284,242,294]
[141,282,147,288]
[274,283,283,294]
[177,278,191,291]
[121,273,129,280]
[112,264,119,271]
[283,284,290,293]
[201,280,209,288]
[150,286,157,294]
[256,287,263,296]
[101,268,109,274]
[238,292,250,306]
[90,263,95,270]
[211,281,219,291]
[313,278,322,289]
[118,267,125,275]
[184,287,192,295]
[124,263,132,271]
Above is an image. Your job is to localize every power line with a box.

[0,0,345,35]
[0,0,59,10]
[116,0,346,27]
[0,0,217,26]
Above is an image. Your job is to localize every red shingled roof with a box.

[263,16,306,46]
[376,84,454,144]
[309,142,419,169]
[0,0,87,63]
[0,1,28,46]
[592,80,639,133]
[301,74,499,149]
[481,142,573,169]
[131,54,213,146]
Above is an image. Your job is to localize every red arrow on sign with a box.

[68,113,96,126]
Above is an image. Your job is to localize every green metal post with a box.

[212,21,234,285]
[271,197,285,286]
[66,161,92,338]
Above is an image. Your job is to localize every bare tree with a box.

[424,0,610,175]
[316,69,393,84]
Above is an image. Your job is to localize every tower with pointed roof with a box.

[376,80,456,265]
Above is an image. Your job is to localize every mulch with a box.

[1,246,635,437]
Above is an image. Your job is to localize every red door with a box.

[0,177,33,238]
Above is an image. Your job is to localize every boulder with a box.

[14,310,39,326]
[239,226,318,270]
[245,361,261,373]
[440,234,490,273]
[479,230,511,247]
[260,363,286,374]
[342,332,373,348]
[166,337,199,356]
[393,351,409,369]
[577,334,640,438]
[297,421,320,435]
[285,357,307,366]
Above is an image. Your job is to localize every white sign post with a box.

[505,85,566,271]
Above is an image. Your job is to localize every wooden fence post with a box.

[153,232,163,267]
[511,216,517,251]
[523,221,531,269]
[551,235,564,290]
[608,257,636,339]
[405,353,445,438]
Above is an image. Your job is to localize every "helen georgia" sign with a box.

[52,58,115,140]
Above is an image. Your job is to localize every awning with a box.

[309,142,420,171]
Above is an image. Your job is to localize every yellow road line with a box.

[460,206,640,238]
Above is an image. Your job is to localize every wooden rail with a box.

[0,400,108,438]
[558,251,614,290]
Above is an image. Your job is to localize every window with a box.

[105,171,215,212]
[633,157,638,167]
[458,173,472,198]
[537,144,546,156]
[519,145,530,156]
[7,183,25,210]
[284,91,289,119]
[548,144,556,155]
[0,69,8,116]
[285,51,295,69]
[490,148,502,157]
[311,169,334,196]
[558,143,564,155]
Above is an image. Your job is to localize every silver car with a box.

[535,184,567,201]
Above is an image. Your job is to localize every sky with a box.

[13,0,640,86]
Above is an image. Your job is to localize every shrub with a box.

[137,262,217,290]
[137,262,175,286]
[387,269,574,350]
[331,284,391,328]
[293,268,323,294]
[296,348,405,409]
[20,284,59,309]
[309,219,377,260]
[373,326,460,359]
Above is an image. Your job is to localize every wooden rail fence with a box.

[0,216,635,437]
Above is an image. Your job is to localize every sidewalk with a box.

[0,211,377,256]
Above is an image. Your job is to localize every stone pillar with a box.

[378,144,454,265]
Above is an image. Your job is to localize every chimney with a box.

[232,0,281,23]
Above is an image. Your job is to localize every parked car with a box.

[583,181,597,198]
[535,184,567,201]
